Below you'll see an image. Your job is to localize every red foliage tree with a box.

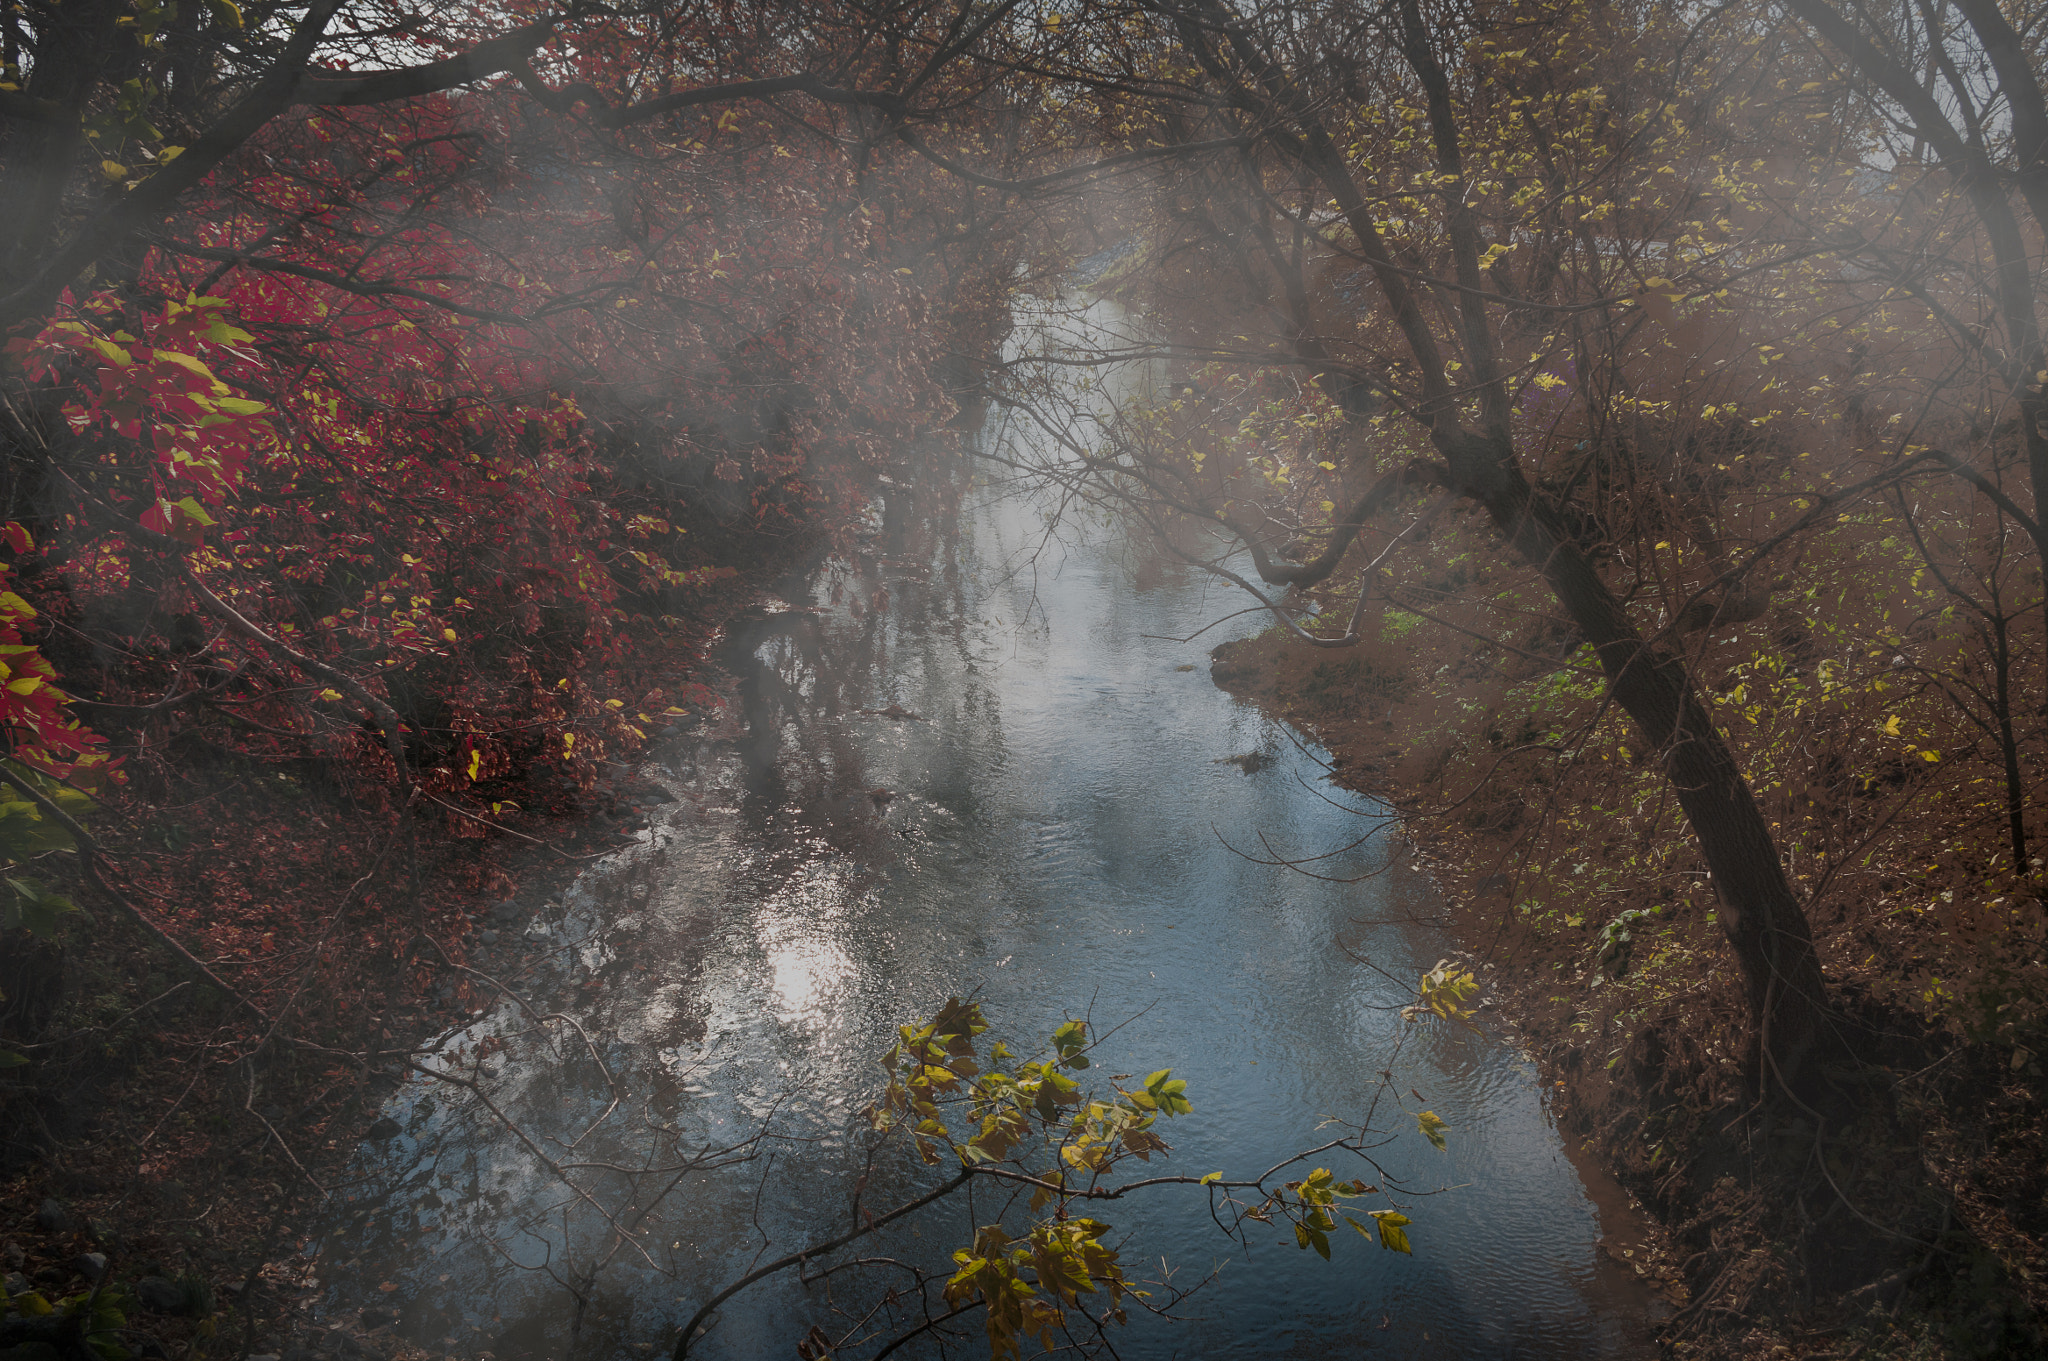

[0,0,1011,1014]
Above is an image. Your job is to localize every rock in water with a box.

[33,1199,69,1234]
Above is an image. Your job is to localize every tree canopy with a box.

[3,0,2047,1354]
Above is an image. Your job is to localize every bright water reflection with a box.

[317,299,1657,1360]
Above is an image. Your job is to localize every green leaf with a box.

[172,496,218,526]
[1416,1109,1449,1152]
[1369,1210,1413,1254]
[3,876,78,938]
[1293,1221,1311,1250]
[0,1049,27,1068]
[1142,1068,1192,1116]
[86,1330,132,1361]
[0,802,75,858]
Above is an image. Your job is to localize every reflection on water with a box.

[316,301,1658,1360]
[758,865,856,1023]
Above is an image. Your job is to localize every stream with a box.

[315,301,1663,1360]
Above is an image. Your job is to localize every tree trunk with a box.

[1473,441,1840,1090]
[1167,0,1841,1091]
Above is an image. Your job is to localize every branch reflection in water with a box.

[315,299,1658,1361]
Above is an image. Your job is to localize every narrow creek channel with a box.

[316,302,1662,1360]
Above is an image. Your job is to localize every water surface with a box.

[317,305,1658,1361]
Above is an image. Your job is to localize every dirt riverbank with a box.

[1208,626,2047,1360]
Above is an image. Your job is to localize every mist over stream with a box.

[313,301,1661,1360]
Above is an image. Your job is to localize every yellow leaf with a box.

[1882,714,1902,737]
[318,688,343,702]
[156,355,227,396]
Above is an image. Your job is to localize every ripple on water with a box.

[318,311,1659,1360]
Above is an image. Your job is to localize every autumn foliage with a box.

[4,0,2048,1354]
[0,34,1039,1249]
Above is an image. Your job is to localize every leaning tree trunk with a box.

[1471,438,1840,1091]
[1168,0,1842,1093]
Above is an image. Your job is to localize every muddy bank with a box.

[1207,627,2047,1359]
[1207,631,1693,1306]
